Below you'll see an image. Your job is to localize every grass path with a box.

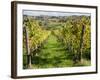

[31,33,74,68]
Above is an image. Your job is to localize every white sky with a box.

[23,10,91,16]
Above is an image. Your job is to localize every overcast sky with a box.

[23,10,91,16]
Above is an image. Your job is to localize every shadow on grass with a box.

[31,55,74,68]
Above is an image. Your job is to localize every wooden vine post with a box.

[23,26,32,68]
[79,24,85,63]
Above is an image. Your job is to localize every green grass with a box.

[23,33,91,69]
